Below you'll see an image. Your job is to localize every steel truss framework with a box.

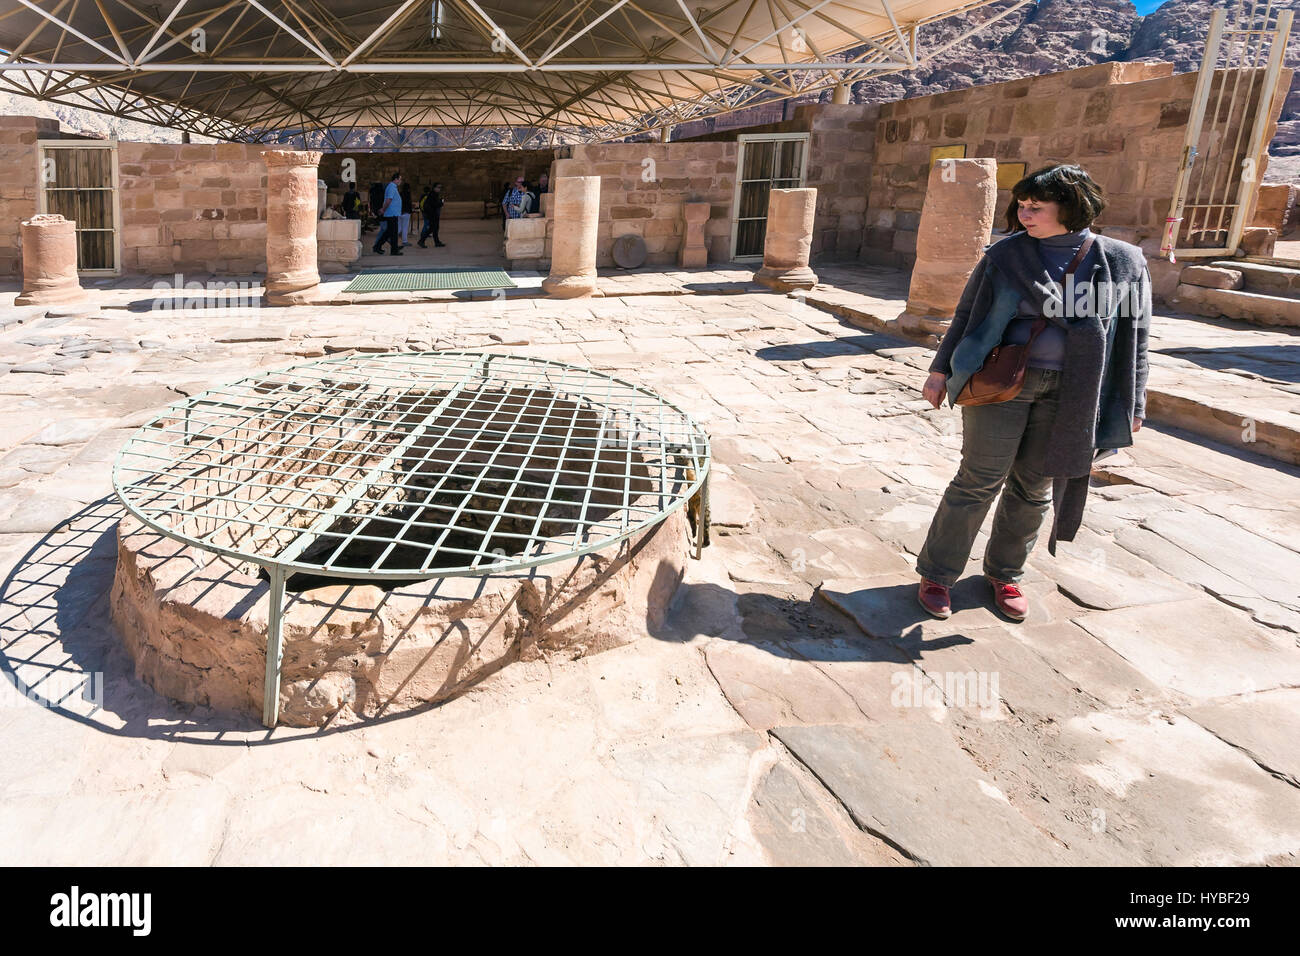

[0,0,1027,146]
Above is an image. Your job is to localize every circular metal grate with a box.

[113,351,711,584]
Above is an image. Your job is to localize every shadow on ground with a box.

[0,497,571,744]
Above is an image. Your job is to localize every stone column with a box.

[543,175,600,298]
[755,187,818,292]
[897,158,997,339]
[262,149,322,305]
[832,84,851,105]
[679,202,710,268]
[16,214,85,307]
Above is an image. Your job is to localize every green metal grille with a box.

[113,352,709,582]
[343,268,518,293]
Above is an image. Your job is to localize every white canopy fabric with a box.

[0,0,1024,145]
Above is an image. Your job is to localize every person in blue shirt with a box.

[372,172,404,256]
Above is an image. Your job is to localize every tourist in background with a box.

[341,185,361,220]
[372,171,403,256]
[419,183,446,248]
[399,181,413,246]
[537,172,549,195]
[502,177,526,222]
[366,181,385,233]
[915,163,1150,622]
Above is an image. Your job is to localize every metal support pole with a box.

[262,565,287,727]
[693,468,710,560]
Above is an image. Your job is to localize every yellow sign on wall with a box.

[997,162,1027,190]
[929,144,966,168]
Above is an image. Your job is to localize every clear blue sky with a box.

[1134,0,1167,12]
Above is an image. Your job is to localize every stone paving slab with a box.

[747,761,907,866]
[1182,689,1300,787]
[1058,711,1300,865]
[1072,599,1300,699]
[772,722,1067,866]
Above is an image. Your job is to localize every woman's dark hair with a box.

[1004,163,1105,233]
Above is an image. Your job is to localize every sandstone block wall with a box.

[552,142,738,266]
[504,216,550,268]
[676,102,878,261]
[1253,182,1297,236]
[863,60,1294,269]
[802,104,878,260]
[0,116,60,278]
[118,142,269,275]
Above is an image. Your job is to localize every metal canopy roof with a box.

[0,0,1024,146]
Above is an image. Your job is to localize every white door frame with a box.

[730,131,809,261]
[36,138,122,276]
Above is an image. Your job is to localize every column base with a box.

[264,285,321,306]
[754,265,818,292]
[678,248,708,268]
[15,286,87,308]
[896,311,952,336]
[542,273,598,298]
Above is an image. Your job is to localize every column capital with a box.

[261,148,322,168]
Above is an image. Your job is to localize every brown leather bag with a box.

[955,235,1095,407]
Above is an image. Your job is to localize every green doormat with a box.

[343,268,517,293]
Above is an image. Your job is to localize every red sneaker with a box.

[918,578,952,619]
[987,577,1028,621]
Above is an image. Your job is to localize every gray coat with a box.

[928,230,1152,549]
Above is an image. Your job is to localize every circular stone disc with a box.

[611,234,647,269]
[112,351,710,582]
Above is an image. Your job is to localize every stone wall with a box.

[803,104,878,260]
[318,149,555,213]
[676,102,878,261]
[1253,182,1297,236]
[670,104,873,261]
[118,142,268,275]
[0,116,59,278]
[863,60,1295,269]
[551,142,737,267]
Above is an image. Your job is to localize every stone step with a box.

[1169,283,1300,328]
[1143,364,1300,467]
[1208,259,1300,298]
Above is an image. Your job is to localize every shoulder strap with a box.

[1064,235,1095,277]
[1027,235,1096,341]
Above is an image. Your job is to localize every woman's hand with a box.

[1132,417,1143,433]
[922,371,948,410]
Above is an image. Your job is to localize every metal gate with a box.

[37,140,121,274]
[731,133,808,260]
[1161,2,1294,261]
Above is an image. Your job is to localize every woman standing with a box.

[916,163,1151,621]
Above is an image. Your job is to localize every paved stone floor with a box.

[0,276,1298,865]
